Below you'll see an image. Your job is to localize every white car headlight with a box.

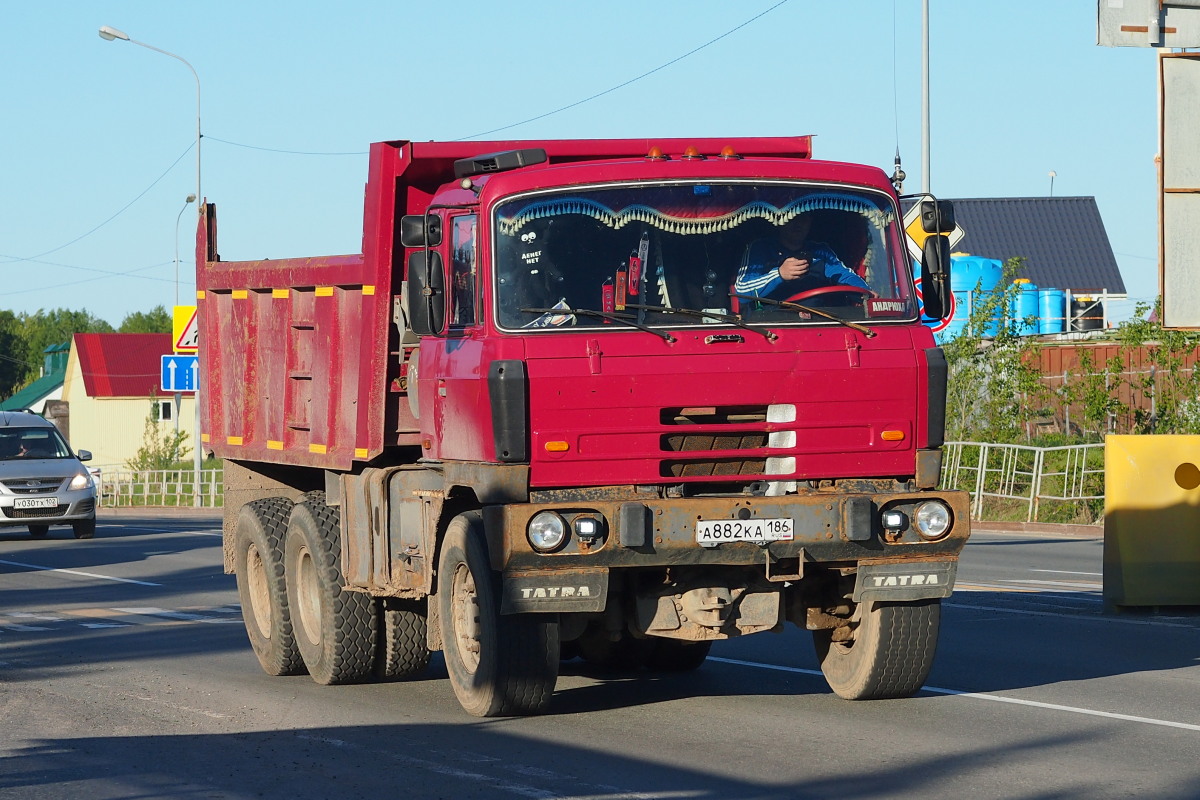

[914,501,952,540]
[68,472,92,490]
[528,511,567,552]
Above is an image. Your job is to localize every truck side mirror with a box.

[406,250,446,336]
[400,214,442,248]
[919,200,956,234]
[921,234,951,321]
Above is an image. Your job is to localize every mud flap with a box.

[500,568,609,613]
[852,560,957,602]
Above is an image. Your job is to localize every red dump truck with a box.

[198,136,968,717]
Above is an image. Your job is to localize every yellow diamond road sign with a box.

[173,305,198,353]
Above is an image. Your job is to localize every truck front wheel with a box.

[438,511,559,717]
[234,498,306,676]
[284,497,376,685]
[812,599,940,700]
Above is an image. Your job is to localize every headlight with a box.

[913,501,952,540]
[68,472,92,490]
[528,511,567,552]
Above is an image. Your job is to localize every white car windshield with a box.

[493,182,912,331]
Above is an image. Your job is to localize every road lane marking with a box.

[1007,579,1102,590]
[117,526,222,537]
[945,600,1196,627]
[113,606,241,623]
[0,558,161,586]
[708,656,1200,732]
[1030,569,1102,576]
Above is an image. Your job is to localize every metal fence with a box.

[95,446,1107,523]
[97,469,224,508]
[942,441,1106,523]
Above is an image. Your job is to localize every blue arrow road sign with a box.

[161,354,199,393]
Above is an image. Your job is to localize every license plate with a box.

[14,497,57,509]
[696,517,793,547]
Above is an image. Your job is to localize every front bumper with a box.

[490,489,970,572]
[0,488,97,527]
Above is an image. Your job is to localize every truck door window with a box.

[493,184,912,331]
[450,214,478,327]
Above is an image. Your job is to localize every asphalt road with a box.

[2,511,1199,800]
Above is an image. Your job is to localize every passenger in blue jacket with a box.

[735,214,869,300]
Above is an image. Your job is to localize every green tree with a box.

[18,308,114,377]
[943,257,1049,443]
[0,310,35,400]
[125,396,191,471]
[119,305,172,333]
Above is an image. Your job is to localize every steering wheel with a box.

[782,285,872,305]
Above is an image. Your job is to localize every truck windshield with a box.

[493,182,913,331]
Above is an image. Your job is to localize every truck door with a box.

[425,213,490,461]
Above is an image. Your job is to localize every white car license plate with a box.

[14,497,58,509]
[696,518,793,547]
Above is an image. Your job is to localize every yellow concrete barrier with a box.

[1104,435,1200,609]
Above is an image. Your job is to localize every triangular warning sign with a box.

[173,305,198,353]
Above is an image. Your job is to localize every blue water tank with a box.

[1010,280,1039,336]
[1038,289,1066,334]
[933,254,1004,341]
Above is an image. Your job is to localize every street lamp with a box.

[99,26,201,215]
[174,194,197,307]
[101,25,204,506]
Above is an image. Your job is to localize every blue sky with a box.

[1,1,1160,327]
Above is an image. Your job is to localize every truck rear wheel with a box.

[375,597,430,680]
[234,498,305,676]
[285,497,376,685]
[813,598,940,700]
[438,511,558,717]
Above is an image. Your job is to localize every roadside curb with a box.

[972,520,1103,537]
[98,506,221,519]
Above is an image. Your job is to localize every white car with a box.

[0,411,97,539]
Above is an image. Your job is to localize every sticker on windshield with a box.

[867,298,908,317]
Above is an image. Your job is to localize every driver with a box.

[734,214,869,300]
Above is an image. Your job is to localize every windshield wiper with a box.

[730,294,877,338]
[624,303,777,342]
[519,307,676,342]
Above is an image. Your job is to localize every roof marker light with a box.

[646,146,668,161]
[681,146,704,160]
[719,145,741,160]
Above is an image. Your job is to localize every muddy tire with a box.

[375,597,430,680]
[234,498,305,676]
[645,639,712,673]
[438,511,558,717]
[813,599,941,700]
[28,524,48,538]
[285,497,376,685]
[72,519,95,539]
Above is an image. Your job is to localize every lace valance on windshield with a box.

[497,193,894,237]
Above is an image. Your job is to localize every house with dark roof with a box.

[944,197,1125,295]
[60,333,196,468]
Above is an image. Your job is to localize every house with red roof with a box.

[60,333,197,468]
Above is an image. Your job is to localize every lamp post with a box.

[174,194,196,307]
[101,25,204,506]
